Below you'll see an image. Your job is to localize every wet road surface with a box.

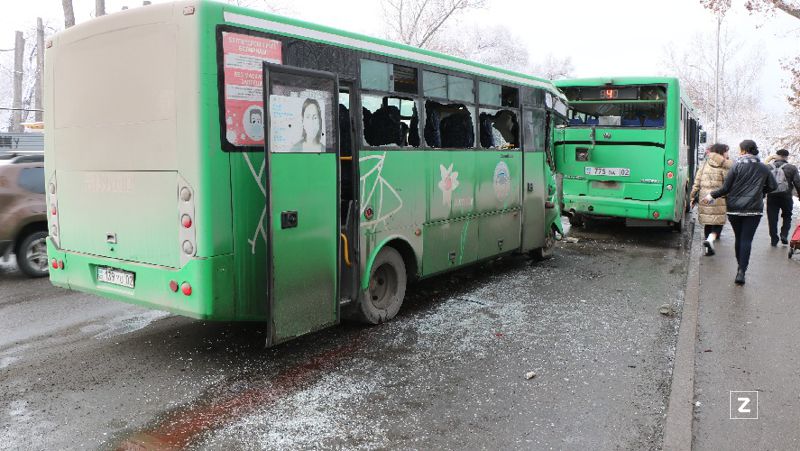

[0,221,691,450]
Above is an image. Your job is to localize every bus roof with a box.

[208,0,565,98]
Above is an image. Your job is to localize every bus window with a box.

[522,109,545,152]
[361,94,420,147]
[424,100,474,148]
[479,108,518,149]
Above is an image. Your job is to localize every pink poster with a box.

[222,32,282,146]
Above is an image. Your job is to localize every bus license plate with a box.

[585,167,630,177]
[97,267,135,288]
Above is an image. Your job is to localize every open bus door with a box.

[262,63,340,346]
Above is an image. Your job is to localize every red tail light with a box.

[653,211,660,219]
[58,260,64,269]
[181,282,192,296]
[666,171,674,179]
[181,215,192,228]
[51,259,58,269]
[169,280,179,292]
[51,205,57,216]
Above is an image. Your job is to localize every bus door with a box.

[338,82,359,303]
[263,63,340,345]
[521,107,547,251]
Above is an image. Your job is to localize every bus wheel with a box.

[358,247,407,325]
[672,218,684,232]
[532,227,557,261]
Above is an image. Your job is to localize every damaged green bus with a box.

[554,77,703,229]
[45,0,566,345]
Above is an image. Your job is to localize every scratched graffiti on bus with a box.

[243,152,267,254]
[360,152,403,228]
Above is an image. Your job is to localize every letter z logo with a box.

[730,391,758,419]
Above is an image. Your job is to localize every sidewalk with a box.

[692,212,800,449]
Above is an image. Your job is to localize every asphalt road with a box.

[0,221,691,450]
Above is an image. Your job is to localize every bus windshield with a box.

[562,85,666,128]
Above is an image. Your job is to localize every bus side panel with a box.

[423,150,478,274]
[359,150,424,284]
[474,151,522,259]
[229,152,269,321]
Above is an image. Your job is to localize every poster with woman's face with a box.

[269,91,328,153]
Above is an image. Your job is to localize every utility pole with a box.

[35,17,44,123]
[10,31,24,133]
[96,0,105,17]
[714,15,721,143]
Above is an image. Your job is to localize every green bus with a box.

[44,0,566,345]
[553,77,703,229]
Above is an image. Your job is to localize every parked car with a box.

[0,153,48,277]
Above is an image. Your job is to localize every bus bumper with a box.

[562,194,679,222]
[46,238,238,320]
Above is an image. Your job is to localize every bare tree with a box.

[662,30,768,147]
[432,26,529,72]
[9,32,25,133]
[528,54,575,80]
[62,0,75,28]
[34,18,43,123]
[380,0,486,49]
[702,0,800,153]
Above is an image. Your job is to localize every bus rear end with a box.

[44,2,236,319]
[554,79,688,226]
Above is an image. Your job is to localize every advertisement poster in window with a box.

[222,32,282,146]
[269,92,328,153]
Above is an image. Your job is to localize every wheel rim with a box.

[369,263,397,310]
[26,237,49,273]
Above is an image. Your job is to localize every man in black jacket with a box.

[765,149,800,246]
[706,140,778,285]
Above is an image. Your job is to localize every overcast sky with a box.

[1,0,798,114]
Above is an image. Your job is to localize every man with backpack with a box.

[765,149,800,246]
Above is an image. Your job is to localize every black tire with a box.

[568,214,584,228]
[531,227,557,261]
[789,248,794,259]
[355,247,406,325]
[16,231,49,278]
[672,217,684,233]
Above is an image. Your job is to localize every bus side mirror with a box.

[699,131,707,144]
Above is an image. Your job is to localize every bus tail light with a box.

[181,282,192,296]
[178,177,196,264]
[653,211,660,219]
[667,159,675,166]
[48,176,60,248]
[666,171,674,179]
[58,260,64,269]
[169,280,179,292]
[51,259,58,269]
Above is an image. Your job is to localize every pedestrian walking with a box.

[690,143,732,256]
[704,140,778,285]
[763,149,800,246]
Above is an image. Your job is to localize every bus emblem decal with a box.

[603,132,612,139]
[493,161,511,201]
[438,163,460,206]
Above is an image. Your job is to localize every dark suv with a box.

[0,153,48,277]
